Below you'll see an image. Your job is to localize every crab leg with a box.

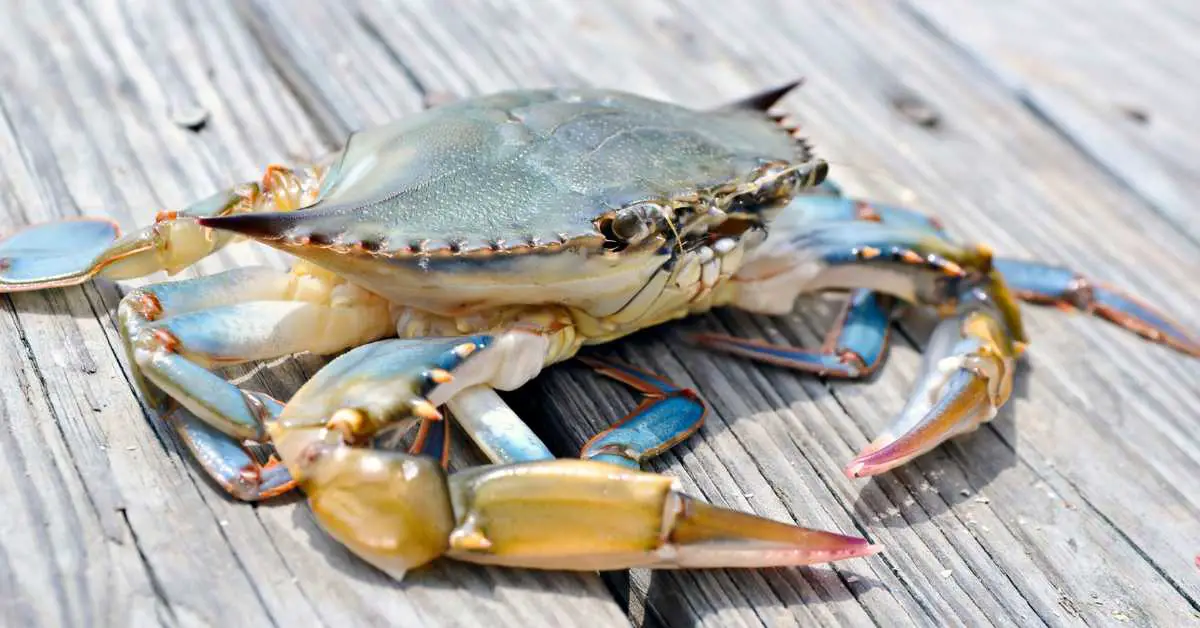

[691,186,955,378]
[797,190,1200,355]
[266,335,880,580]
[991,258,1200,357]
[445,385,557,464]
[697,217,974,378]
[693,289,894,379]
[0,163,325,292]
[575,356,707,468]
[116,264,392,499]
[408,416,452,468]
[168,393,296,500]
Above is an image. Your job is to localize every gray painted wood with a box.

[2,0,1198,626]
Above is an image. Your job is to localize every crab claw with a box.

[845,281,1021,478]
[0,218,122,291]
[267,336,878,578]
[443,459,880,571]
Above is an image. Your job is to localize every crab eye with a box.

[612,210,652,243]
[610,202,667,245]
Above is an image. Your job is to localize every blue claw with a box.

[0,218,121,291]
[577,357,707,468]
[692,288,894,378]
[168,392,296,501]
[992,258,1200,357]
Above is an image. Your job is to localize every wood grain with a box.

[899,0,1200,244]
[0,0,626,626]
[2,0,1198,626]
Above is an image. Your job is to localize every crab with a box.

[1,82,1196,580]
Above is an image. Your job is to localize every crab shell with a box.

[202,88,825,332]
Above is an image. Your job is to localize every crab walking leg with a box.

[698,205,984,378]
[796,190,1200,355]
[167,393,297,500]
[116,264,392,498]
[266,336,881,580]
[690,188,955,378]
[694,289,894,379]
[119,264,392,435]
[0,163,326,292]
[574,356,707,469]
[991,258,1200,357]
[448,354,707,470]
[795,185,949,234]
[445,387,554,464]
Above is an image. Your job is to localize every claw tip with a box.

[843,461,868,479]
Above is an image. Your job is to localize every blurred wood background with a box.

[1,1,1197,626]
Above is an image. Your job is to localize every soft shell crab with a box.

[2,82,1196,579]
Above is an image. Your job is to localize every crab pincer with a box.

[844,270,1024,478]
[266,336,880,579]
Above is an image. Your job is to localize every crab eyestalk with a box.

[845,269,1024,478]
[265,336,881,579]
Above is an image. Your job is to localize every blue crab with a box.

[1,82,1195,580]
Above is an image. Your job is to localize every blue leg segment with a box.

[408,417,451,469]
[694,289,894,379]
[576,356,707,469]
[796,187,948,235]
[993,258,1200,357]
[168,391,296,501]
[794,221,969,279]
[0,185,251,293]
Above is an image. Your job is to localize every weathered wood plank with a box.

[323,0,1200,625]
[899,0,1200,244]
[0,0,627,625]
[4,0,1199,626]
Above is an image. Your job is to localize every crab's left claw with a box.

[845,274,1023,478]
[0,218,123,291]
[444,459,881,571]
[994,258,1200,358]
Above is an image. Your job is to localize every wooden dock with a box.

[2,1,1198,626]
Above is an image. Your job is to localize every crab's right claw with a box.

[444,459,880,571]
[845,278,1022,478]
[0,218,122,292]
